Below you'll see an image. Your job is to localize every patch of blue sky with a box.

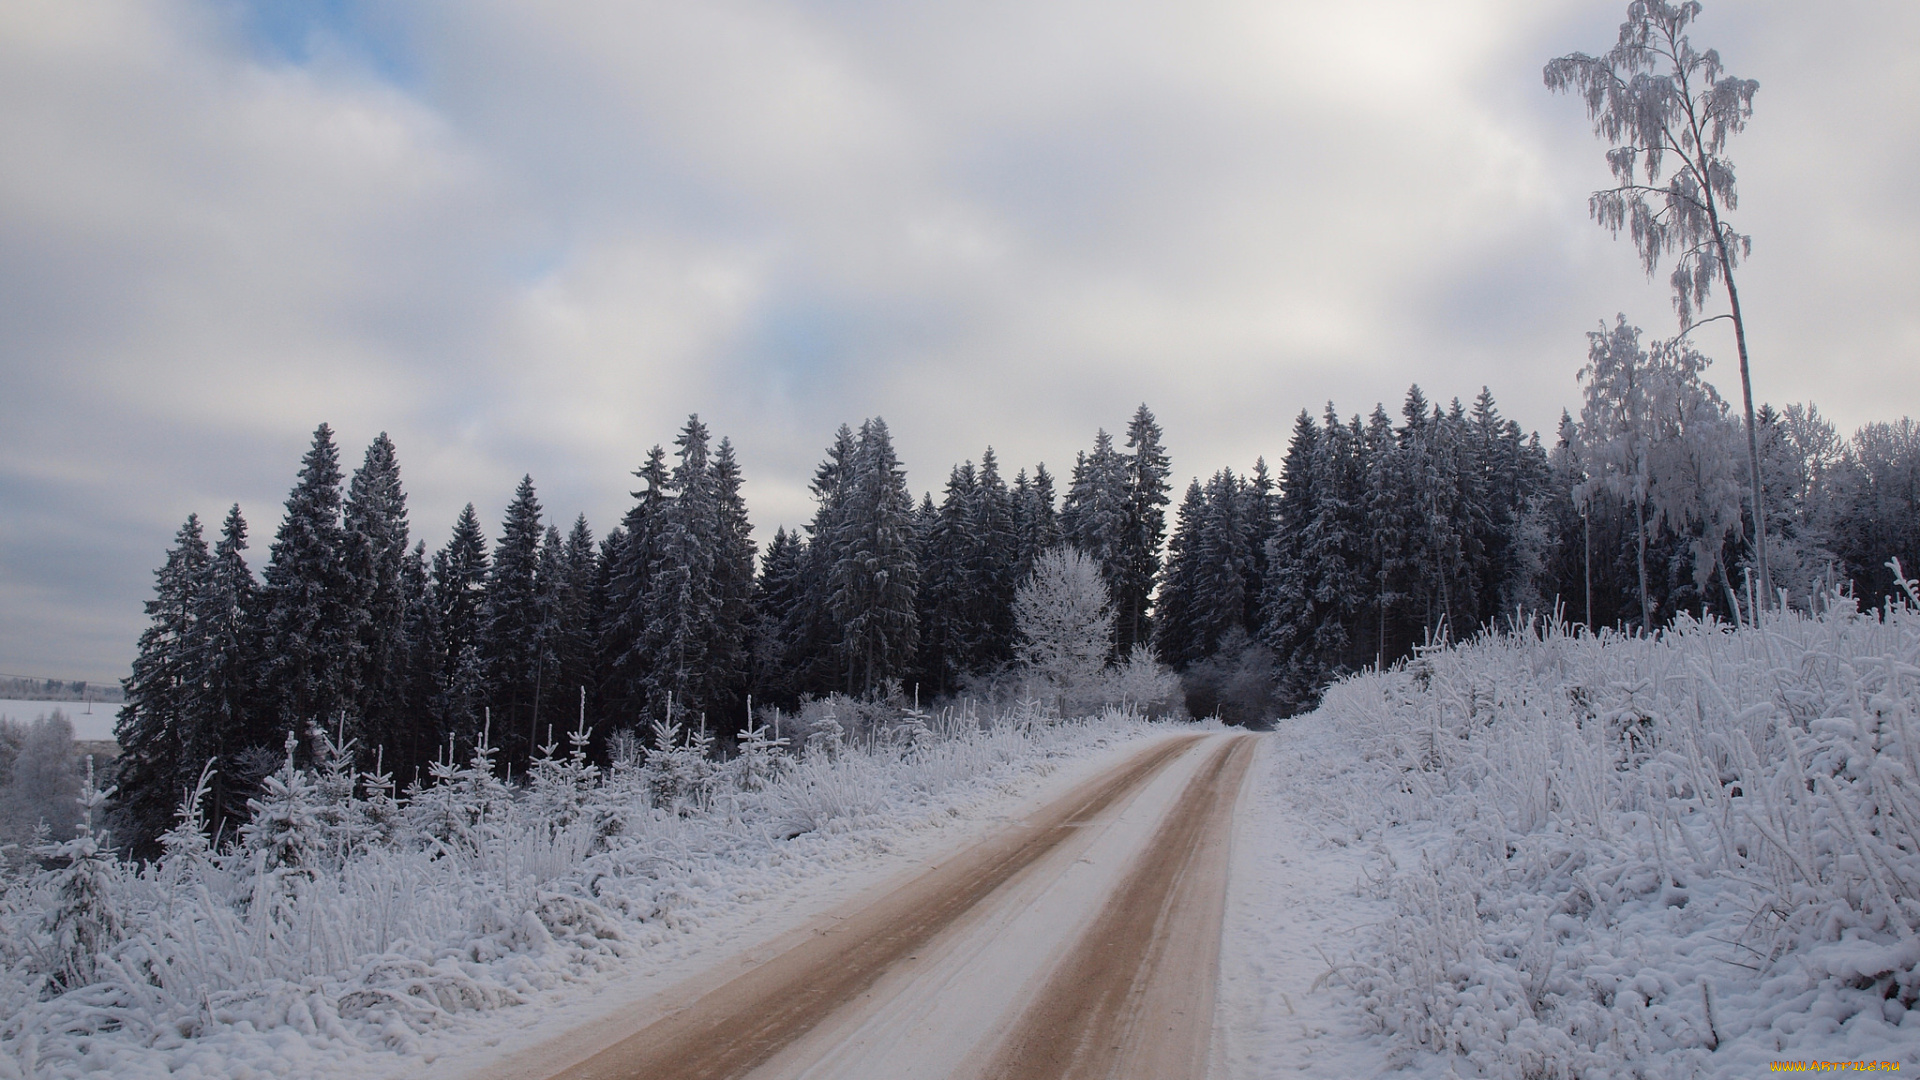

[235,0,416,85]
[738,299,867,398]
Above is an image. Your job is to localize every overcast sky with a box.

[3,0,1915,681]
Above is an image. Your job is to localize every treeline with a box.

[112,409,1174,853]
[1152,361,1918,720]
[114,372,1920,853]
[0,677,122,704]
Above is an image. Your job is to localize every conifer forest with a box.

[109,384,1920,856]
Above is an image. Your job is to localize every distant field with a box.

[0,697,116,741]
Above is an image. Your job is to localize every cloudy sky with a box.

[3,0,1915,681]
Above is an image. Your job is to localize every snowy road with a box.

[480,732,1255,1080]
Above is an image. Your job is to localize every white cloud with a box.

[2,0,1915,676]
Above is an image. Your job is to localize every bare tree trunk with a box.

[1716,555,1742,628]
[1583,504,1593,633]
[1634,495,1652,633]
[1710,221,1771,610]
[1377,573,1387,669]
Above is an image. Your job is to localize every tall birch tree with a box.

[1546,0,1769,602]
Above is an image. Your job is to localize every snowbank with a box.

[1297,598,1920,1077]
[0,707,1152,1079]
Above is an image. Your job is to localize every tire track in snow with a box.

[981,734,1255,1080]
[536,733,1204,1080]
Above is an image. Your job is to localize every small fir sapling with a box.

[309,721,370,866]
[37,756,122,991]
[644,714,714,812]
[405,724,511,853]
[730,716,789,792]
[239,732,325,876]
[527,714,598,828]
[358,746,402,848]
[156,760,218,884]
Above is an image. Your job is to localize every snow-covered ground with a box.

[0,699,116,742]
[0,708,1160,1079]
[1225,601,1920,1078]
[9,599,1919,1079]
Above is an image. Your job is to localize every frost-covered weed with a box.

[0,703,1149,1077]
[1322,587,1920,1076]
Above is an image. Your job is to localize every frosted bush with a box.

[0,699,1150,1076]
[1319,582,1920,1076]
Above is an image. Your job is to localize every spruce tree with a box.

[1240,458,1277,630]
[1152,482,1207,669]
[532,525,568,741]
[113,514,210,857]
[1831,420,1920,608]
[601,447,670,723]
[190,505,258,835]
[429,504,490,749]
[829,419,920,696]
[484,476,547,770]
[1117,405,1171,654]
[343,433,412,763]
[751,526,807,705]
[1260,410,1322,710]
[258,424,361,749]
[916,462,977,696]
[1267,407,1369,708]
[784,425,859,696]
[1362,406,1411,668]
[710,437,759,732]
[1190,468,1255,657]
[1062,430,1127,597]
[395,539,436,783]
[639,417,748,732]
[542,515,599,740]
[1011,464,1062,587]
[969,448,1021,672]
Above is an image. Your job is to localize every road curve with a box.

[512,731,1253,1080]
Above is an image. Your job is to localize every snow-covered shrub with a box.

[726,719,789,792]
[1319,580,1920,1075]
[1104,645,1184,718]
[791,693,915,753]
[240,734,328,876]
[1014,547,1115,712]
[1174,627,1276,724]
[0,696,1152,1078]
[527,719,599,827]
[34,758,122,992]
[643,716,716,811]
[403,734,512,854]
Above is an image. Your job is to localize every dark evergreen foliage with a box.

[600,447,671,724]
[1829,420,1920,607]
[192,505,258,834]
[827,419,920,696]
[114,392,1918,831]
[544,515,600,739]
[636,417,755,736]
[427,504,490,753]
[1117,406,1171,654]
[750,526,807,705]
[483,476,547,771]
[343,434,413,769]
[257,425,362,747]
[112,515,211,857]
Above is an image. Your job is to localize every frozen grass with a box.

[0,705,1152,1079]
[1315,588,1920,1077]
